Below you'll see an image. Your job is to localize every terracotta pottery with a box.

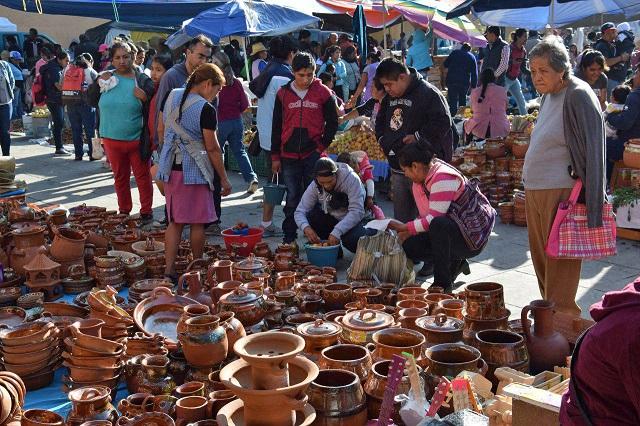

[322,284,352,311]
[363,360,422,423]
[233,256,269,283]
[322,310,346,323]
[396,286,427,302]
[275,290,297,307]
[178,271,213,308]
[117,393,154,418]
[50,227,86,262]
[217,311,246,351]
[0,321,56,346]
[0,306,26,328]
[396,299,429,311]
[210,281,243,304]
[464,282,506,320]
[217,288,266,327]
[167,350,188,387]
[433,299,465,320]
[71,319,105,338]
[275,271,296,291]
[118,412,175,426]
[318,344,373,382]
[176,304,211,335]
[208,390,237,418]
[22,409,64,426]
[138,355,177,396]
[216,399,315,426]
[273,253,294,272]
[299,294,322,314]
[176,396,208,425]
[368,328,426,363]
[463,310,511,344]
[175,381,205,398]
[424,343,488,395]
[521,300,570,374]
[297,319,342,360]
[415,314,464,347]
[285,313,317,328]
[63,361,123,382]
[474,329,529,386]
[65,386,118,426]
[423,293,454,313]
[397,308,428,330]
[337,309,395,344]
[10,225,47,274]
[308,369,367,426]
[178,315,228,368]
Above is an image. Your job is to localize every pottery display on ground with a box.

[178,315,228,368]
[296,319,342,360]
[474,329,529,386]
[318,344,373,382]
[65,386,118,426]
[521,300,570,374]
[307,369,367,425]
[336,309,395,344]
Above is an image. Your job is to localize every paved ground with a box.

[12,133,640,319]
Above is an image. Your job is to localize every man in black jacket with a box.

[40,51,72,156]
[375,58,453,276]
[22,28,43,70]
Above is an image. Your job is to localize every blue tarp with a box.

[165,0,320,49]
[448,0,640,28]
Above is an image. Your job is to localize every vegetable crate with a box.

[225,148,270,177]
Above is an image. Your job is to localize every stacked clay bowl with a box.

[63,325,124,394]
[0,321,61,390]
[123,332,167,361]
[93,256,126,290]
[87,287,134,340]
[0,371,26,425]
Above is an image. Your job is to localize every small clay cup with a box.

[175,381,205,398]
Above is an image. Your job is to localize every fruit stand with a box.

[327,124,391,180]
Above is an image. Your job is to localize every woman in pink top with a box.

[388,140,489,291]
[464,68,510,140]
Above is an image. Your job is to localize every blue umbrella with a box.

[352,4,368,71]
[166,0,320,49]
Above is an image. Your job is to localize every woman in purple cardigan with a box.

[464,68,510,139]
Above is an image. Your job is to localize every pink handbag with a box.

[545,179,617,259]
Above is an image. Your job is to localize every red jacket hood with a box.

[590,276,640,322]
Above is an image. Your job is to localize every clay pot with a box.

[210,281,242,304]
[217,311,246,351]
[364,360,422,423]
[274,290,297,307]
[117,393,153,418]
[433,299,465,320]
[178,271,213,308]
[322,284,352,311]
[308,369,367,425]
[521,300,570,374]
[50,227,87,262]
[318,344,373,382]
[297,319,342,360]
[176,396,208,425]
[10,225,47,274]
[71,319,104,338]
[137,355,177,396]
[396,299,429,311]
[322,310,346,323]
[232,255,269,283]
[397,308,428,330]
[22,409,64,426]
[485,140,507,159]
[208,390,237,419]
[177,304,211,335]
[253,242,272,259]
[65,386,118,426]
[368,328,426,363]
[415,314,464,347]
[423,293,453,314]
[463,310,511,344]
[175,381,205,398]
[424,343,488,394]
[465,282,506,320]
[217,288,266,327]
[474,329,529,386]
[396,286,427,302]
[179,315,228,368]
[299,294,322,314]
[511,139,529,159]
[337,309,395,344]
[275,271,296,291]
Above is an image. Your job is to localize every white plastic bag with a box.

[91,137,104,160]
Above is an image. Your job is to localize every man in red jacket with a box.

[271,52,339,245]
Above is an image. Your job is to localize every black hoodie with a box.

[375,68,453,169]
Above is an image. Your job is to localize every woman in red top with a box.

[148,55,173,151]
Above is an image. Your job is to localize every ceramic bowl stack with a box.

[62,265,95,294]
[93,256,126,290]
[0,320,61,390]
[132,238,165,279]
[128,278,173,304]
[107,250,146,286]
[123,332,167,361]
[513,191,527,227]
[62,324,124,394]
[0,371,26,425]
[87,287,134,341]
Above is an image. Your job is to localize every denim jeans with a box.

[67,102,95,158]
[0,103,11,156]
[446,84,468,117]
[606,137,626,183]
[11,88,22,119]
[281,152,320,243]
[46,102,65,150]
[218,118,257,183]
[306,206,376,253]
[505,77,527,115]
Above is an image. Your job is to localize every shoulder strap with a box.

[569,326,595,426]
[166,92,203,141]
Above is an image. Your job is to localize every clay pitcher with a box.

[178,271,213,308]
[217,311,246,350]
[178,315,228,368]
[521,300,570,374]
[176,304,210,335]
[212,260,233,282]
[210,280,242,304]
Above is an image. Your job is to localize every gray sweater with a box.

[540,76,605,228]
[295,163,366,239]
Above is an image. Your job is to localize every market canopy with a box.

[318,0,403,28]
[447,0,640,29]
[165,0,320,49]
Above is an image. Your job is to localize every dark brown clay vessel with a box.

[521,300,570,374]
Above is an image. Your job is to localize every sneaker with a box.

[205,223,222,236]
[261,223,282,237]
[247,180,259,194]
[54,149,72,156]
[417,261,434,277]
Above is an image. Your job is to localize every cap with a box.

[601,22,615,33]
[314,157,338,177]
[617,22,631,33]
[9,51,22,61]
[250,42,267,56]
[484,26,501,37]
[98,44,109,53]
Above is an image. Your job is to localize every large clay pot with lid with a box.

[297,319,342,360]
[308,369,367,426]
[336,309,395,344]
[178,315,228,368]
[217,288,266,327]
[50,227,87,261]
[177,271,213,308]
[10,225,47,274]
[65,385,118,426]
[415,313,464,347]
[232,255,269,283]
[521,300,570,374]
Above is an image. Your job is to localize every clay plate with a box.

[0,371,27,398]
[0,307,26,327]
[0,375,24,407]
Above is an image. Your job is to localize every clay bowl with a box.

[0,321,56,347]
[61,351,121,369]
[1,341,58,364]
[64,337,124,358]
[0,384,13,425]
[0,306,26,327]
[63,361,123,382]
[69,326,123,353]
[216,398,315,426]
[2,356,54,376]
[0,371,26,405]
[0,332,58,354]
[233,332,306,367]
[22,409,64,426]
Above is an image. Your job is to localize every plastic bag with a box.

[91,137,104,160]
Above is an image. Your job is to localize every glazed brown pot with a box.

[176,396,208,425]
[464,282,506,320]
[284,313,317,327]
[210,260,233,283]
[233,256,269,283]
[474,329,529,386]
[217,288,266,327]
[424,343,488,394]
[299,294,322,314]
[318,344,373,382]
[178,271,213,308]
[308,369,367,425]
[337,309,395,344]
[396,286,427,302]
[368,328,426,363]
[65,386,118,426]
[176,304,211,335]
[462,310,511,344]
[397,307,428,330]
[178,315,228,368]
[22,409,64,426]
[274,290,297,307]
[217,311,246,352]
[50,227,87,262]
[297,319,342,359]
[175,381,205,398]
[415,314,464,347]
[433,299,465,320]
[117,393,153,418]
[364,360,422,424]
[423,293,453,314]
[210,281,242,304]
[322,284,352,311]
[396,299,429,311]
[137,355,176,396]
[71,319,104,338]
[275,271,296,291]
[521,300,570,374]
[10,225,47,274]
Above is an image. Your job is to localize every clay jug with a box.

[178,271,213,308]
[521,300,570,374]
[178,315,228,368]
[176,304,211,335]
[137,355,177,396]
[212,260,233,282]
[65,386,118,426]
[210,280,242,304]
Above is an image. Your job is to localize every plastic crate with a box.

[226,148,269,177]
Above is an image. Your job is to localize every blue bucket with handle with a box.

[263,173,287,206]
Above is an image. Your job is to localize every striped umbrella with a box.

[391,0,485,47]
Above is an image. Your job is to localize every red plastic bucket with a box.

[221,227,264,257]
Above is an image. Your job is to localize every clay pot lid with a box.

[341,309,393,330]
[220,288,260,305]
[233,255,267,271]
[415,313,463,332]
[297,319,341,337]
